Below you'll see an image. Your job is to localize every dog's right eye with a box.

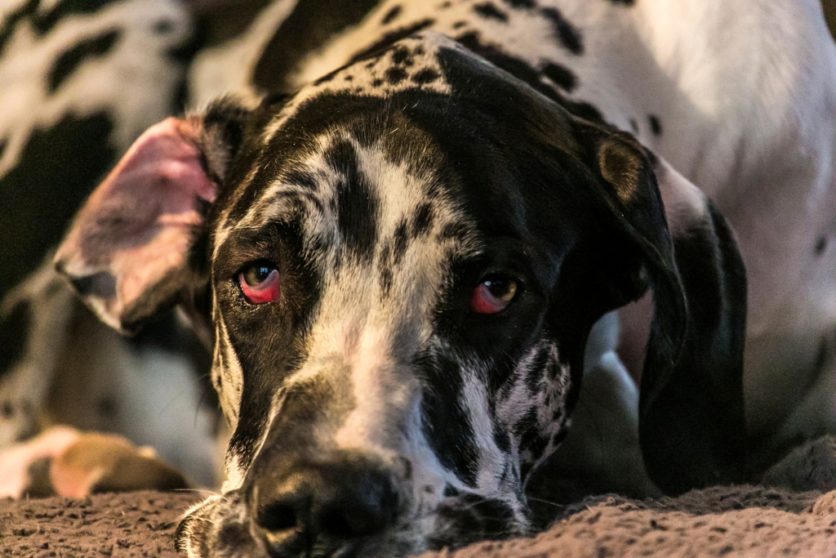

[470,274,520,314]
[238,262,280,304]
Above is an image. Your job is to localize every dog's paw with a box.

[50,431,189,497]
[176,492,267,557]
[0,426,189,498]
[762,435,836,492]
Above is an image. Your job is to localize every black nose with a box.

[251,454,399,554]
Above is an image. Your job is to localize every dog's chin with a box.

[176,492,526,557]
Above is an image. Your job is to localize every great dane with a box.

[39,0,836,556]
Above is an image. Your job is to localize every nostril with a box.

[315,475,398,539]
[319,507,356,539]
[258,502,299,533]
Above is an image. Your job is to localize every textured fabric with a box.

[1,486,834,557]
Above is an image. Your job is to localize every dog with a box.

[31,0,836,556]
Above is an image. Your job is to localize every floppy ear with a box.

[431,39,746,492]
[575,123,747,493]
[54,100,250,334]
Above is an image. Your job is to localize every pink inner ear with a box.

[55,117,218,331]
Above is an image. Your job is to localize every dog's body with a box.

[1,0,834,556]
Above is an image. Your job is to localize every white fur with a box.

[0,0,190,177]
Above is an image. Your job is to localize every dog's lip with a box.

[261,527,364,558]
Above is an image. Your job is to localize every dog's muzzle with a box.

[247,451,399,556]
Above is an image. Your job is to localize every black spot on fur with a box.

[0,137,6,159]
[452,20,468,30]
[379,267,393,295]
[381,5,402,24]
[538,7,583,54]
[455,31,601,121]
[313,68,340,85]
[0,0,38,57]
[419,353,480,487]
[385,66,408,84]
[391,45,412,65]
[541,62,577,91]
[814,236,827,255]
[502,0,537,8]
[253,0,383,91]
[153,19,175,34]
[412,67,440,84]
[608,0,635,5]
[348,19,435,64]
[326,141,379,261]
[0,301,28,375]
[0,0,118,56]
[283,168,318,190]
[411,202,434,238]
[392,219,410,265]
[473,2,509,22]
[0,112,115,292]
[648,114,662,135]
[48,29,121,92]
[629,118,639,132]
[493,426,511,453]
[372,78,384,87]
[524,346,552,391]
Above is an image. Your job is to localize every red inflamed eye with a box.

[238,263,280,304]
[470,275,519,314]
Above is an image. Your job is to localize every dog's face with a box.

[55,34,746,557]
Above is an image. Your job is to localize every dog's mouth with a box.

[177,489,527,557]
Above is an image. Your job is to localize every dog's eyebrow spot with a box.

[326,141,380,261]
[410,202,435,239]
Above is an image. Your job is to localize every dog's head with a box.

[54,34,746,557]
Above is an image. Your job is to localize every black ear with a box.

[575,122,748,493]
[431,38,747,492]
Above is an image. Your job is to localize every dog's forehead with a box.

[261,31,460,143]
[210,33,507,263]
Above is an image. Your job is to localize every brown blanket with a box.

[1,485,833,557]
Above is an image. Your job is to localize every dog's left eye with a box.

[238,262,280,304]
[470,275,519,314]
